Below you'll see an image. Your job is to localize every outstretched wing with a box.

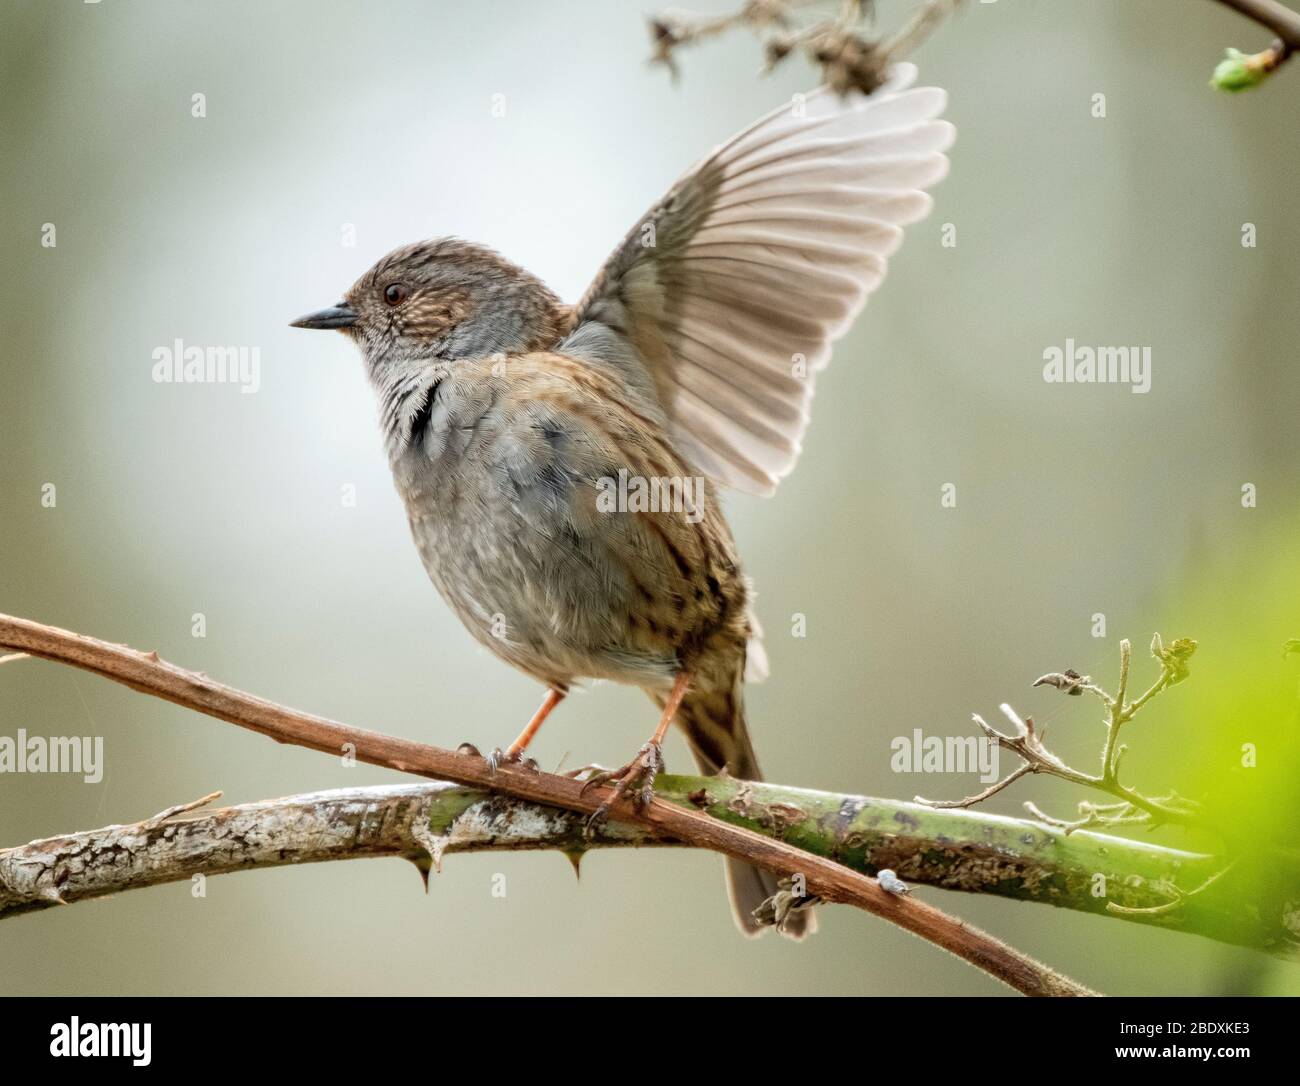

[567,63,952,496]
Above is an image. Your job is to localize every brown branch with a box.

[0,611,1095,996]
[1214,0,1300,50]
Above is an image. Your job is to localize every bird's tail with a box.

[670,680,816,940]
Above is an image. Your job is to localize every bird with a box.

[291,63,952,938]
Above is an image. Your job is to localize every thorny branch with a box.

[5,775,1292,954]
[647,0,1300,92]
[0,612,1094,997]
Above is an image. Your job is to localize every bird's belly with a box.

[404,485,678,690]
[387,358,748,693]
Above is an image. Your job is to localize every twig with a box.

[914,635,1277,934]
[918,761,1032,808]
[0,611,1094,996]
[1209,1,1299,87]
[651,0,961,94]
[925,638,1207,833]
[649,0,1300,91]
[1106,860,1241,919]
[1214,0,1300,50]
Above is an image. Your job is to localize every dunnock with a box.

[292,64,951,937]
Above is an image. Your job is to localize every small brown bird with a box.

[292,64,951,937]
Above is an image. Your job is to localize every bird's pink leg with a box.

[506,688,565,759]
[582,672,691,831]
[482,687,565,771]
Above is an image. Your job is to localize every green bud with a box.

[1211,47,1272,92]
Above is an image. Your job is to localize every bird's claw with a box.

[456,742,537,774]
[486,747,539,775]
[581,741,665,838]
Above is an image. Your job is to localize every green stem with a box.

[442,773,1293,958]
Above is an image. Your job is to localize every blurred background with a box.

[1,0,1297,995]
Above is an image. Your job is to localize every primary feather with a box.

[566,63,953,496]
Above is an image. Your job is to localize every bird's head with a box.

[290,238,567,373]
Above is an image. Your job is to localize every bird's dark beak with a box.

[290,303,358,330]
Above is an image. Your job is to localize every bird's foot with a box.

[455,742,538,774]
[580,741,665,837]
[486,747,540,774]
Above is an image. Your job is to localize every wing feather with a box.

[566,63,952,495]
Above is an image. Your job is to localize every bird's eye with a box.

[384,283,408,306]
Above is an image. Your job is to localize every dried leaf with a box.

[1032,669,1086,696]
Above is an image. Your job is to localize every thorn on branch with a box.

[563,849,584,880]
[409,856,433,892]
[411,804,450,875]
[142,791,223,830]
